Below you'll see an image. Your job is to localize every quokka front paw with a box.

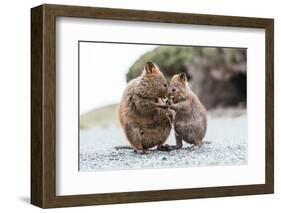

[156,103,169,109]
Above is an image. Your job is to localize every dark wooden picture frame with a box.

[31,4,274,208]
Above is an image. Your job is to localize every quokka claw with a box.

[134,149,148,154]
[189,144,202,151]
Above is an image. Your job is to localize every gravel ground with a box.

[79,114,247,171]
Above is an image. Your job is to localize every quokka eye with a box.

[172,88,176,92]
[163,84,167,87]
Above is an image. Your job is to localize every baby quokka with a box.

[159,73,207,150]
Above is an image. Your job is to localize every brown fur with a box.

[167,73,207,149]
[119,62,172,153]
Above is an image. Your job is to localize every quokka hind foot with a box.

[189,141,204,151]
[134,149,149,154]
[157,144,173,151]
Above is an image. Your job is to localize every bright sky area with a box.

[79,42,158,114]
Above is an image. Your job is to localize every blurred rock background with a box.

[80,46,247,129]
[127,46,247,109]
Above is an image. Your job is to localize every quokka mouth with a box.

[160,96,174,105]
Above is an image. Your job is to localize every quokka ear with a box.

[144,61,157,74]
[179,73,187,82]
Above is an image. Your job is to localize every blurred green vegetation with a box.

[80,46,246,129]
[80,104,120,129]
[127,46,246,109]
[127,46,200,82]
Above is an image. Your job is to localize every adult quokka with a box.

[119,62,172,153]
[159,73,207,150]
